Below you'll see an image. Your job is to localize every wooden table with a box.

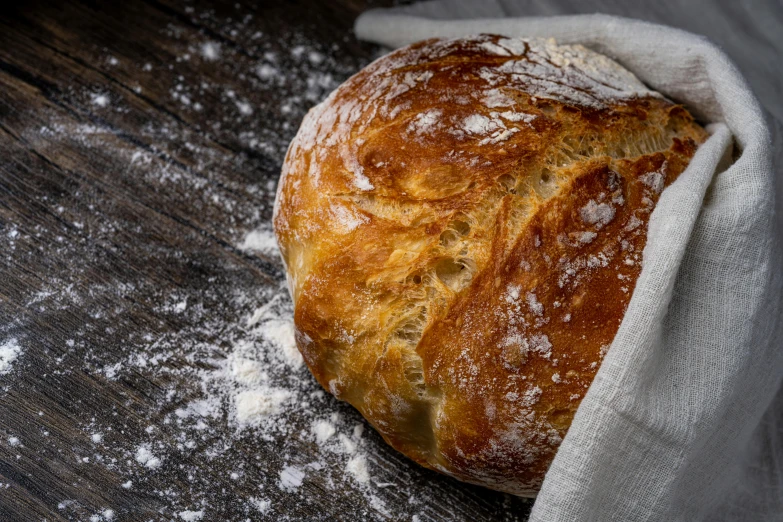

[0,1,534,520]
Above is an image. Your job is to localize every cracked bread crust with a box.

[274,34,707,496]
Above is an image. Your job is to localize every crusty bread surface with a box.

[274,34,707,496]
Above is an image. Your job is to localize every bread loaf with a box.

[273,34,707,496]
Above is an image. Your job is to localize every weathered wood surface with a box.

[0,0,534,520]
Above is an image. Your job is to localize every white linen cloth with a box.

[355,4,783,521]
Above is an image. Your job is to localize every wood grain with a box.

[0,0,533,520]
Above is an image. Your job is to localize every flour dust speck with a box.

[0,338,22,375]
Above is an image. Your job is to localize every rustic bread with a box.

[273,34,707,496]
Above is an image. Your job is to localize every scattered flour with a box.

[526,292,544,316]
[530,334,553,359]
[250,497,271,513]
[179,510,204,521]
[278,465,305,491]
[580,199,616,229]
[229,356,264,386]
[353,171,374,191]
[90,93,110,107]
[238,227,278,255]
[407,109,441,135]
[254,319,303,369]
[103,362,122,380]
[483,88,515,108]
[236,100,254,116]
[200,41,221,61]
[330,204,369,234]
[234,388,290,425]
[522,386,543,407]
[346,454,371,484]
[499,110,535,123]
[312,419,336,443]
[0,338,21,375]
[579,231,598,244]
[134,444,162,469]
[462,114,500,135]
[641,170,665,194]
[256,63,278,81]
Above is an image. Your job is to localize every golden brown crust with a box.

[274,34,707,496]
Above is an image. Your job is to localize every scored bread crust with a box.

[274,34,707,496]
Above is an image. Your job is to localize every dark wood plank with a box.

[0,0,533,520]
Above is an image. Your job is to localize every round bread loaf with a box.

[274,34,707,496]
